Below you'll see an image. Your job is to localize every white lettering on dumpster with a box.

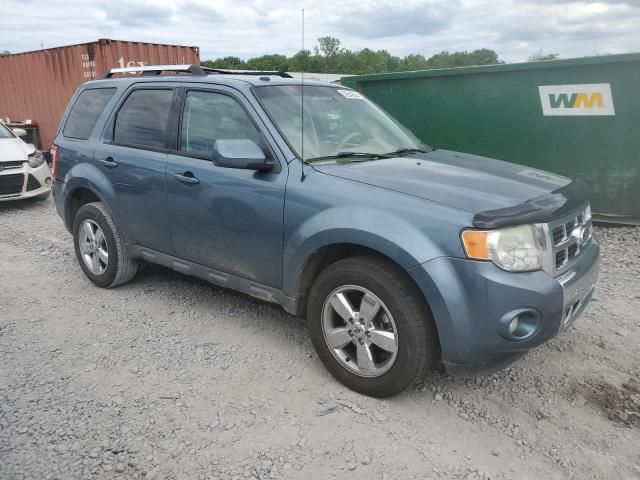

[538,84,615,116]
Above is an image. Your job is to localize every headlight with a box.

[461,224,544,272]
[28,151,46,168]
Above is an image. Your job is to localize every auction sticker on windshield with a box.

[337,89,364,99]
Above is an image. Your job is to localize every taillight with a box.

[50,144,59,179]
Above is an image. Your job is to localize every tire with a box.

[307,256,439,398]
[33,190,51,201]
[72,201,138,288]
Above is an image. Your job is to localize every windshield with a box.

[0,122,16,139]
[254,85,426,162]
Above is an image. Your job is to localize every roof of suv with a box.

[85,64,342,89]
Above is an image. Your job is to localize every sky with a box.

[2,0,640,63]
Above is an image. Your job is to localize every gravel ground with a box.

[1,196,639,480]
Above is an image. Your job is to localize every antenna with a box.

[300,8,306,182]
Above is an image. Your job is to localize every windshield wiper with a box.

[386,147,432,156]
[306,151,392,163]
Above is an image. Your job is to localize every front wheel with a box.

[307,256,439,397]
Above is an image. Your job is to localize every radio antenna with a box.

[300,8,306,182]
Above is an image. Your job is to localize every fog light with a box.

[498,308,541,341]
[508,316,519,335]
[45,177,52,185]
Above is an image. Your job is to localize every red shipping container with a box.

[0,38,200,150]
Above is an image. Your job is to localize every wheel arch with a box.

[64,186,102,232]
[290,241,440,344]
[294,243,385,313]
[63,183,123,241]
[61,165,121,236]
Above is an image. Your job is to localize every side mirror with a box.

[213,139,272,172]
[12,128,27,138]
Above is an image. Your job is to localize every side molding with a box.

[126,245,299,315]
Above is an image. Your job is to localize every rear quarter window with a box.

[63,88,116,140]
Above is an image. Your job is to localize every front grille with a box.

[549,205,592,272]
[26,174,41,191]
[552,227,565,244]
[0,161,25,171]
[0,173,25,196]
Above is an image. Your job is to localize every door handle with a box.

[99,157,118,169]
[173,172,200,185]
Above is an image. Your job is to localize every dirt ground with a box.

[1,196,639,480]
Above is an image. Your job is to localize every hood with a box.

[0,138,35,162]
[312,149,574,215]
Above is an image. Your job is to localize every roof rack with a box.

[101,64,293,79]
[199,67,293,78]
[101,64,206,78]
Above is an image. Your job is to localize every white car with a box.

[0,122,52,202]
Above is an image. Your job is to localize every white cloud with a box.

[1,0,639,62]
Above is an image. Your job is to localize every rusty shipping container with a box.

[0,38,200,151]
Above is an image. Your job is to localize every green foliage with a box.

[426,49,503,69]
[289,49,319,72]
[246,54,289,71]
[201,37,503,75]
[202,56,246,69]
[0,50,10,56]
[316,36,342,59]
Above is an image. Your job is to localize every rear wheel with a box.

[307,256,438,397]
[72,202,138,288]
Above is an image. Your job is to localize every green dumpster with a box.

[341,53,640,223]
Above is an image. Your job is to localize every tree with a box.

[315,36,343,73]
[316,36,342,59]
[246,54,289,72]
[397,54,429,71]
[289,49,318,72]
[352,49,390,75]
[201,56,247,69]
[0,50,10,56]
[425,49,503,69]
[467,49,502,65]
[200,38,504,75]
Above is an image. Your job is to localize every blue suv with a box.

[51,65,600,397]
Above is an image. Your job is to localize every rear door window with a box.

[113,89,174,150]
[63,88,116,140]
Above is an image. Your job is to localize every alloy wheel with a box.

[321,285,399,377]
[78,219,109,275]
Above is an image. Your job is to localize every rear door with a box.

[94,84,177,254]
[165,85,287,287]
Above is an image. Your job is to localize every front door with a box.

[165,87,286,287]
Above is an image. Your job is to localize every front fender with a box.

[282,205,445,297]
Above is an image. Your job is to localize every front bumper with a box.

[409,238,600,376]
[0,162,52,202]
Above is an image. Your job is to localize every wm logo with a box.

[549,92,604,109]
[539,84,615,116]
